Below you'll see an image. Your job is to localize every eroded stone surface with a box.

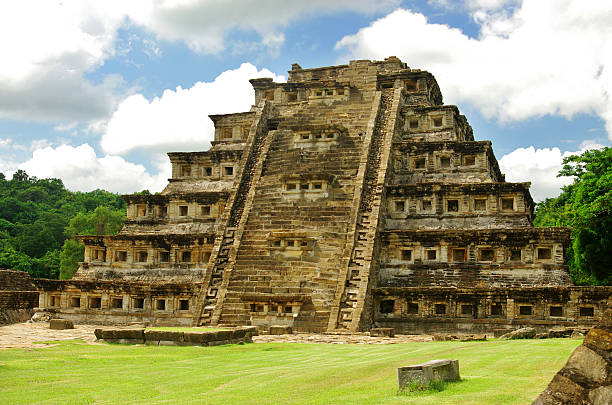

[49,319,73,330]
[397,359,460,388]
[588,385,612,405]
[565,346,608,384]
[500,327,536,340]
[533,309,612,405]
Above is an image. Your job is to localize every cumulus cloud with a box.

[101,63,284,155]
[129,0,398,54]
[0,1,131,122]
[499,142,605,201]
[0,0,395,123]
[336,1,612,140]
[18,144,169,193]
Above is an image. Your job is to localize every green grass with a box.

[0,338,580,404]
[145,327,228,332]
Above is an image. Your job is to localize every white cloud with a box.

[130,0,398,54]
[18,144,169,193]
[0,0,396,123]
[429,0,519,12]
[53,122,79,132]
[0,1,131,122]
[336,1,612,141]
[499,142,604,201]
[101,63,284,155]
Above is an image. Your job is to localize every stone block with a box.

[564,345,608,384]
[397,359,460,388]
[242,326,259,336]
[269,325,292,335]
[548,327,573,338]
[533,373,587,405]
[588,385,612,405]
[585,328,612,352]
[500,327,536,340]
[215,330,233,341]
[99,329,117,339]
[49,319,73,330]
[144,330,184,344]
[370,328,394,337]
[115,329,145,342]
[183,331,217,345]
[231,328,247,339]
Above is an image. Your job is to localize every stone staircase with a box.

[214,99,374,331]
[329,87,405,331]
[192,100,273,326]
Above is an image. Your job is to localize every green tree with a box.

[59,239,85,280]
[534,147,612,285]
[0,170,126,279]
[64,206,125,237]
[59,205,125,279]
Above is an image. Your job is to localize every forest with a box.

[0,147,609,284]
[0,170,126,280]
[533,147,611,285]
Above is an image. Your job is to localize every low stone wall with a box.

[34,278,201,326]
[373,286,612,335]
[94,326,258,346]
[0,270,39,325]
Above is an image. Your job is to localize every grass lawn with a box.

[0,338,579,404]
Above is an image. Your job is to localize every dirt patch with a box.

[0,322,99,350]
[0,322,433,350]
[252,333,433,344]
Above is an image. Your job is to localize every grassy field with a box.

[0,338,579,404]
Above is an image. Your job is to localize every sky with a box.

[0,0,610,201]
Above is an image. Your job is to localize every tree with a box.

[64,206,125,237]
[59,205,125,279]
[534,147,612,285]
[0,170,125,279]
[59,239,84,280]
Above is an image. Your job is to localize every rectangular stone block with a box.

[49,319,73,330]
[397,359,460,388]
[144,330,184,344]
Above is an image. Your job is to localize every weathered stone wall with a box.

[378,228,571,288]
[34,278,200,326]
[372,286,612,335]
[0,270,38,324]
[390,141,503,184]
[0,269,35,290]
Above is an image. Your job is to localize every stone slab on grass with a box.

[95,327,253,346]
[398,359,460,388]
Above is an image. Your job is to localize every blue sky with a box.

[0,0,610,200]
